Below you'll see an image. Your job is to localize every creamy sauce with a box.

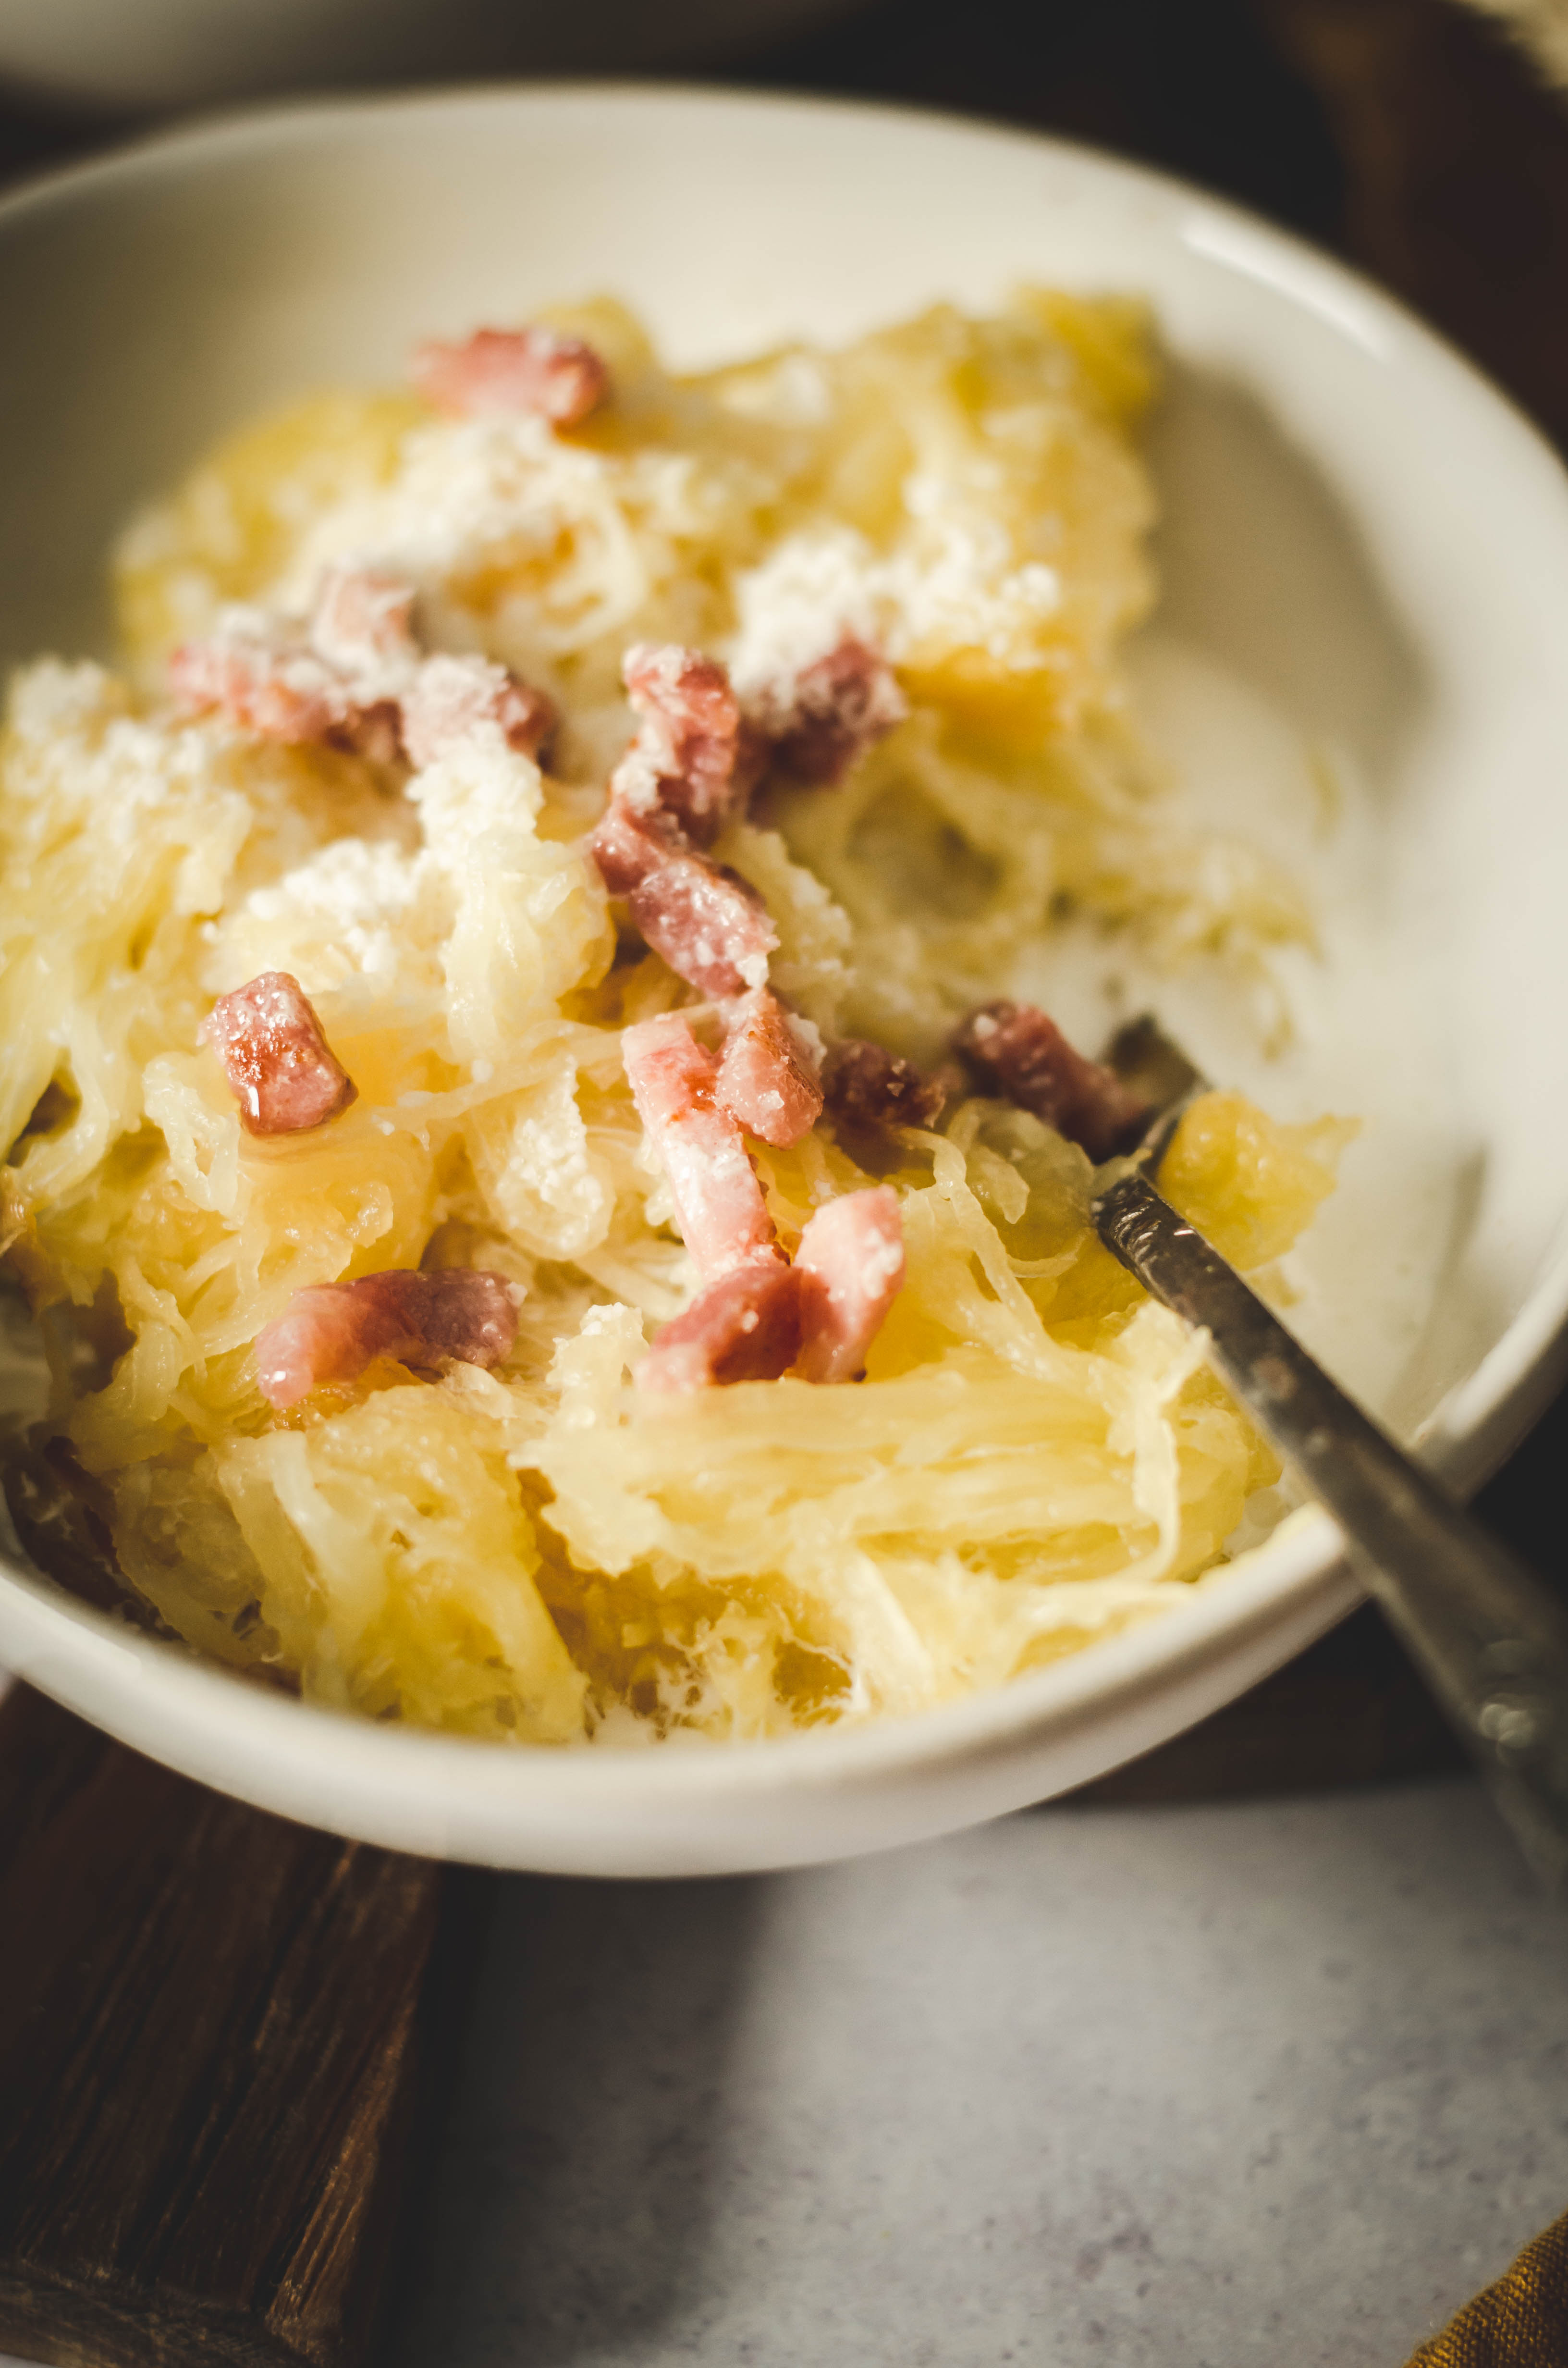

[1012,624,1462,1435]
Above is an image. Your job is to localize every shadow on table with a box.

[1066,1603,1466,1806]
[388,1871,765,2368]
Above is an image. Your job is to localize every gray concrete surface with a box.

[388,1779,1568,2368]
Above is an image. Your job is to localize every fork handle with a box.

[1096,1169,1568,1890]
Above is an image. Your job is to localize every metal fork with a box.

[1095,1016,1568,1891]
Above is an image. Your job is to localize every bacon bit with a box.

[751,637,907,786]
[637,1184,906,1393]
[410,325,610,426]
[590,806,776,998]
[172,569,559,776]
[255,1268,520,1409]
[623,1013,782,1281]
[715,988,823,1148]
[627,858,776,1000]
[173,569,422,753]
[792,1187,906,1384]
[588,645,778,992]
[170,634,345,744]
[336,700,406,767]
[310,567,417,675]
[588,800,668,898]
[822,1037,947,1134]
[952,1000,1151,1161]
[400,653,557,771]
[638,1260,803,1392]
[203,972,357,1137]
[617,645,762,848]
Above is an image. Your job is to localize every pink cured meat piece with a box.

[792,1186,906,1384]
[255,1268,520,1409]
[339,702,406,766]
[623,1013,782,1282]
[588,801,670,900]
[715,989,823,1148]
[638,1184,905,1392]
[174,569,419,754]
[617,645,762,848]
[401,653,557,770]
[173,568,558,777]
[754,637,907,786]
[953,1000,1150,1162]
[410,325,610,426]
[628,858,776,1002]
[589,645,776,991]
[203,971,357,1136]
[310,567,417,674]
[821,1037,946,1133]
[170,635,347,744]
[590,806,776,999]
[638,1260,803,1392]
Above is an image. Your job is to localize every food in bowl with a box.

[0,290,1348,1745]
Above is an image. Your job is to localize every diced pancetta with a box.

[588,645,778,992]
[629,857,776,1001]
[172,572,560,777]
[622,1013,782,1280]
[637,1260,803,1393]
[254,1268,520,1409]
[821,1037,946,1133]
[170,632,347,745]
[792,1187,906,1383]
[342,702,407,765]
[637,1182,906,1393]
[410,325,610,426]
[616,644,762,847]
[749,636,907,786]
[203,971,357,1136]
[715,988,823,1148]
[173,570,418,752]
[309,567,417,676]
[400,653,557,770]
[588,801,669,899]
[590,807,776,998]
[952,1000,1151,1161]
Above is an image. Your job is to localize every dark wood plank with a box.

[0,1683,451,2368]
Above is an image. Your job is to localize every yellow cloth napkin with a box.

[1408,2211,1568,2365]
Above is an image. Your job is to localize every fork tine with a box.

[1101,1014,1207,1116]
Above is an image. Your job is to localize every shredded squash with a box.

[0,292,1340,1743]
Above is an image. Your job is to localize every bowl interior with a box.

[1,87,1566,1871]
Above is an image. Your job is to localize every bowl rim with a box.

[2,77,1566,1842]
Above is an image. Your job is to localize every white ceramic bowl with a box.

[3,86,1568,1875]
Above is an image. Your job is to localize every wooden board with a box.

[0,1683,462,2368]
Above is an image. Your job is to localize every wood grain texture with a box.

[0,1683,449,2368]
